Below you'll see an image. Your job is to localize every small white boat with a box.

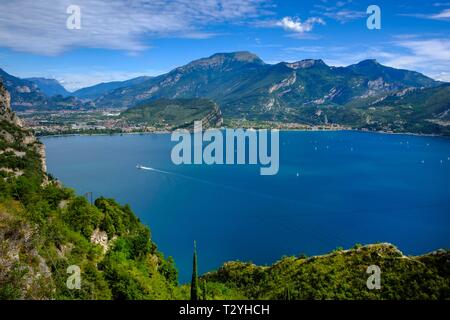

[136,164,153,171]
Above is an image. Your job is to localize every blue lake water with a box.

[42,131,450,282]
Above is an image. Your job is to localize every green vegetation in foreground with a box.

[198,244,449,300]
[0,168,180,299]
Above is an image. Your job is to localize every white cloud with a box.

[276,16,325,33]
[322,9,366,23]
[56,70,162,91]
[399,8,450,21]
[284,46,325,53]
[433,2,450,7]
[308,37,450,82]
[432,8,450,19]
[384,38,450,81]
[313,1,365,23]
[269,32,450,82]
[395,39,450,62]
[16,68,166,91]
[0,0,270,55]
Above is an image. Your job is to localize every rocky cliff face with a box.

[0,82,53,298]
[0,82,22,127]
[0,81,47,180]
[0,207,53,299]
[200,102,223,129]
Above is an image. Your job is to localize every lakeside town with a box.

[17,108,352,136]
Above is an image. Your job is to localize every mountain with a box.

[0,68,93,110]
[94,52,270,110]
[72,76,152,100]
[202,243,449,300]
[350,83,450,135]
[347,59,438,89]
[92,51,450,135]
[1,52,448,134]
[25,77,70,97]
[0,68,47,109]
[120,98,222,129]
[94,52,440,124]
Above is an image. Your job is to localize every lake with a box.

[42,131,450,282]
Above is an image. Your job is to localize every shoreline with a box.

[37,127,450,140]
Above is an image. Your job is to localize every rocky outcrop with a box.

[0,209,53,299]
[200,102,223,129]
[90,228,109,253]
[0,80,48,182]
[36,143,47,174]
[0,81,22,127]
[285,59,327,69]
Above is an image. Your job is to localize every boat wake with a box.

[136,164,171,174]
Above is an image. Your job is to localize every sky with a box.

[0,0,449,91]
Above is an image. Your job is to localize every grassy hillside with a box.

[120,98,222,129]
[200,244,449,300]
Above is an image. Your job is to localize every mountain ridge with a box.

[1,52,449,135]
[72,76,153,100]
[25,77,71,97]
[90,51,448,135]
[0,68,93,110]
[93,51,440,117]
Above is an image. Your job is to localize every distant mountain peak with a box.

[72,76,153,100]
[355,59,380,66]
[26,77,70,97]
[180,51,264,71]
[209,51,263,62]
[27,77,58,82]
[285,59,327,69]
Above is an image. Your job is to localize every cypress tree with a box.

[284,286,291,300]
[202,280,207,300]
[190,240,198,300]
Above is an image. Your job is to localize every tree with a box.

[202,280,207,300]
[190,240,198,300]
[64,196,102,238]
[284,286,291,300]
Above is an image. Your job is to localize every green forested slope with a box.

[120,98,222,129]
[201,244,449,300]
[1,81,178,299]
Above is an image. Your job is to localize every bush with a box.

[64,196,102,238]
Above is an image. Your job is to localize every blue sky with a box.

[0,0,449,91]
